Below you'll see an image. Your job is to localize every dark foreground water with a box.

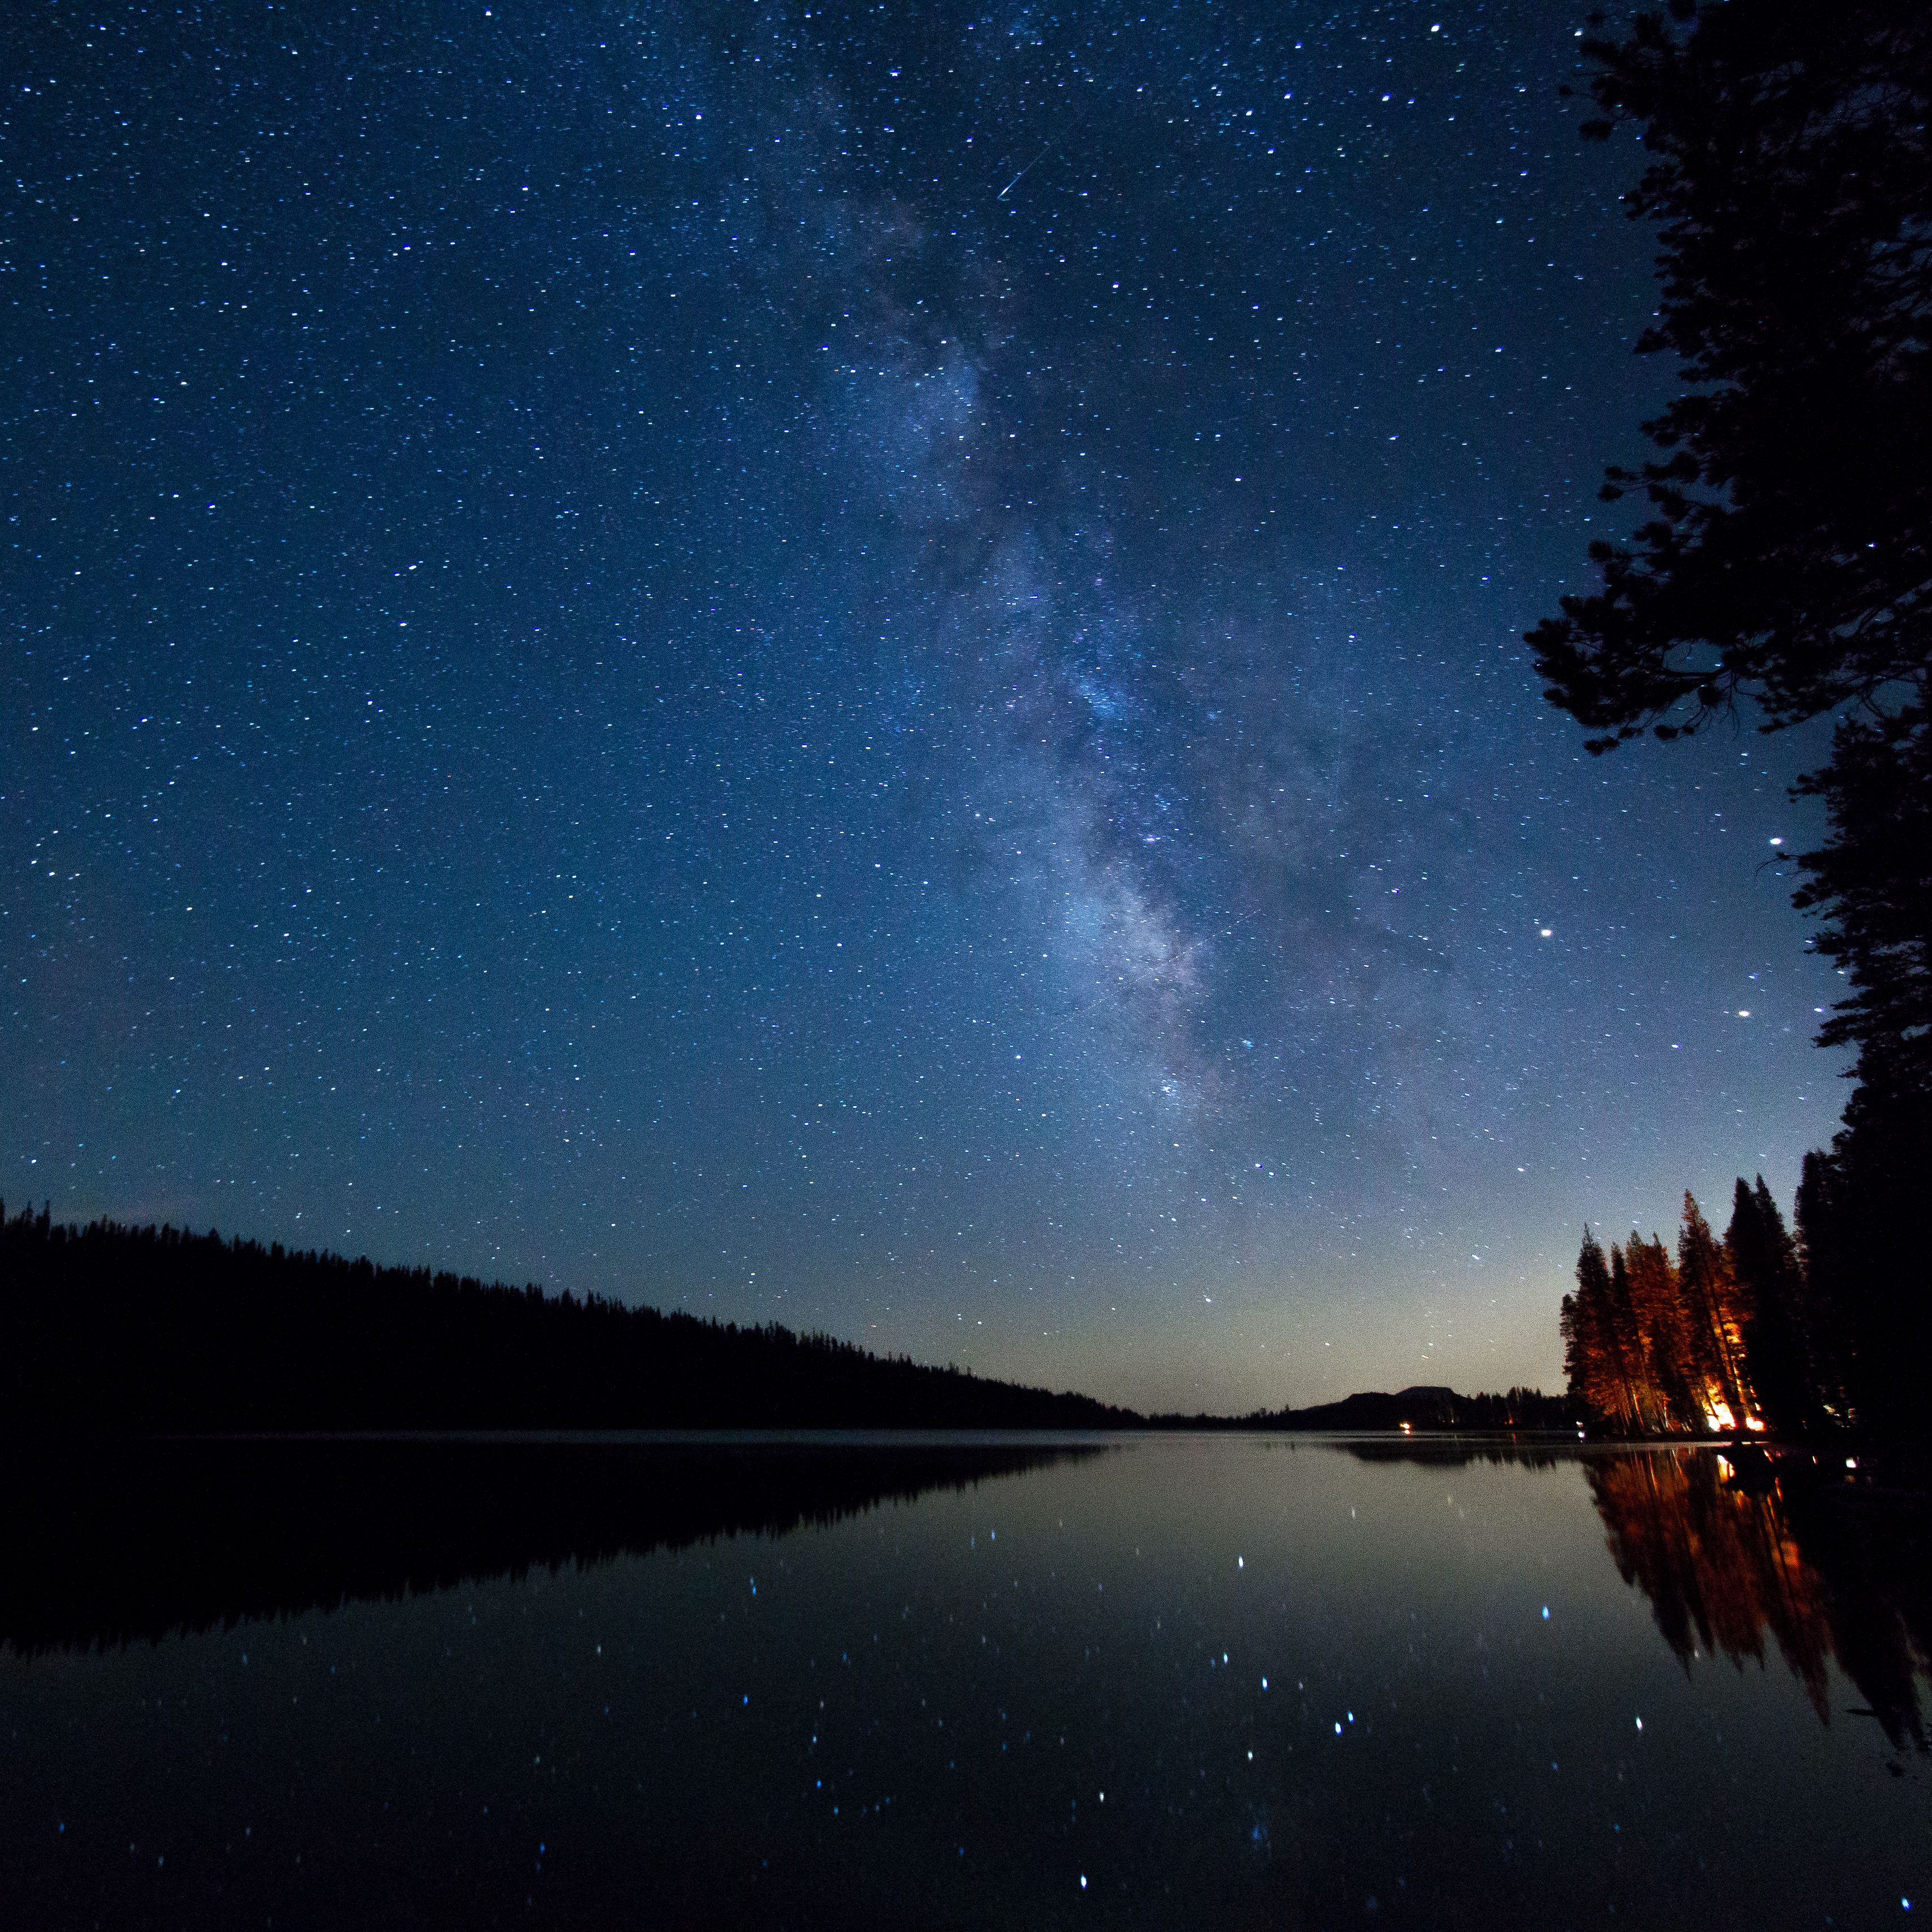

[2,1434,1927,1929]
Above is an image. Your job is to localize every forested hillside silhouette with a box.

[0,1204,1132,1432]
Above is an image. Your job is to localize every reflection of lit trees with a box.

[1586,1449,1930,1753]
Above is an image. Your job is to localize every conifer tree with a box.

[1596,1230,1650,1432]
[1624,1233,1700,1432]
[1677,1193,1754,1428]
[1564,1230,1638,1431]
[1529,0,1932,1435]
[1726,1175,1819,1436]
[1560,1286,1587,1417]
[1607,1242,1668,1433]
[1794,1148,1857,1422]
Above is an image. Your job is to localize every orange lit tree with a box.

[1562,1178,1829,1435]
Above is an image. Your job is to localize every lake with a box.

[2,1433,1925,1927]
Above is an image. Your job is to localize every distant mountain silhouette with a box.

[1276,1385,1569,1431]
[1154,1384,1572,1432]
[0,1204,1134,1432]
[0,1435,1102,1656]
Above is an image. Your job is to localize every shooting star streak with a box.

[997,144,1050,199]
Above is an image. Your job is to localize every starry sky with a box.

[3,0,1851,1413]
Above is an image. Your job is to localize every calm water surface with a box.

[2,1434,1926,1928]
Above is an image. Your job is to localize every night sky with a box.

[3,1,1849,1413]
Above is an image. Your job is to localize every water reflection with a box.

[1342,1435,1932,1757]
[1340,1437,1569,1472]
[0,1434,1100,1656]
[1584,1447,1932,1754]
[3,1435,1926,1928]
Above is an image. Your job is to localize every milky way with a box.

[3,1,1848,1409]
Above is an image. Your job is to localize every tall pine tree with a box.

[1677,1193,1755,1428]
[1726,1175,1820,1435]
[1624,1233,1701,1432]
[1564,1230,1642,1431]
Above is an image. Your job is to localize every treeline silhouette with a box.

[0,1435,1098,1657]
[1161,1384,1572,1433]
[0,1203,1133,1432]
[1561,1178,1829,1438]
[1,1202,1583,1437]
[1587,1448,1931,1757]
